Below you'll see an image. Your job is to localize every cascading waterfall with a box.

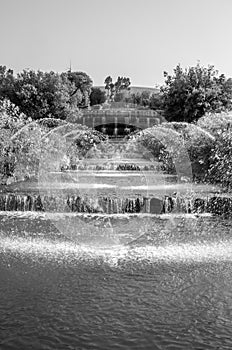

[0,192,229,215]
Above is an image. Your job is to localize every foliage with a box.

[149,93,164,110]
[0,109,108,184]
[12,70,72,119]
[0,99,28,131]
[161,122,215,181]
[0,66,15,102]
[129,126,186,175]
[37,117,67,129]
[139,91,150,106]
[62,107,83,124]
[64,71,93,108]
[207,131,232,188]
[104,76,131,101]
[125,90,163,110]
[114,77,131,94]
[90,87,106,105]
[10,124,45,181]
[197,112,232,137]
[72,129,108,157]
[197,112,232,187]
[104,76,114,100]
[114,92,125,102]
[161,63,232,122]
[0,66,93,120]
[128,91,150,106]
[0,99,30,182]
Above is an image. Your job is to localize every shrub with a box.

[197,112,232,137]
[162,122,215,181]
[129,126,189,177]
[207,131,232,188]
[196,112,232,187]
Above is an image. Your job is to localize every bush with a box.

[129,126,189,176]
[0,106,108,184]
[207,131,232,188]
[196,112,232,187]
[0,100,29,183]
[73,129,108,157]
[197,112,232,137]
[161,122,215,181]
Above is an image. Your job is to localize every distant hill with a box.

[94,86,160,95]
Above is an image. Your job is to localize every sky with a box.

[1,0,232,87]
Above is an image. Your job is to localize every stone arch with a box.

[94,122,142,138]
[80,107,164,136]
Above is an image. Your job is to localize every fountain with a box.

[0,118,225,249]
[0,120,224,218]
[2,111,232,350]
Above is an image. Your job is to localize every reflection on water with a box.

[1,212,232,349]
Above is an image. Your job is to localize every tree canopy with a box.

[104,76,131,101]
[0,66,93,120]
[64,71,93,108]
[161,63,232,122]
[90,87,106,106]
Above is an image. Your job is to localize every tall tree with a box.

[114,77,131,94]
[104,76,131,101]
[104,76,114,100]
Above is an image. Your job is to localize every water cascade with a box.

[0,192,229,215]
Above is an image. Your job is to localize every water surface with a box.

[1,212,232,349]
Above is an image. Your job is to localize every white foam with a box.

[1,236,231,265]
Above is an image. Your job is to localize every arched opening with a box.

[95,123,141,138]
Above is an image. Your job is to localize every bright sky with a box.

[1,0,232,87]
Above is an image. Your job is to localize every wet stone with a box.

[193,198,205,213]
[150,198,163,214]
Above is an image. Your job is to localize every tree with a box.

[149,93,163,110]
[104,76,131,101]
[114,76,131,94]
[161,63,232,122]
[0,66,94,119]
[0,67,88,120]
[90,87,106,105]
[125,90,163,109]
[140,91,150,107]
[65,71,93,108]
[127,92,141,105]
[0,66,15,102]
[104,76,114,100]
[13,70,74,120]
[0,99,29,181]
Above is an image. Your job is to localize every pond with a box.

[1,212,232,350]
